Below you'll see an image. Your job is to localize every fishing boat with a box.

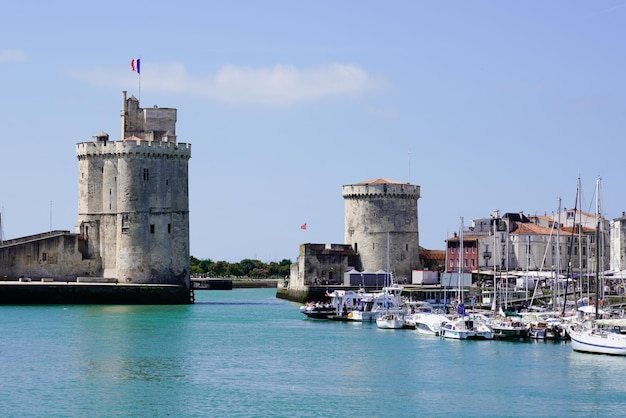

[568,178,626,355]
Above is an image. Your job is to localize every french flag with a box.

[131,58,140,74]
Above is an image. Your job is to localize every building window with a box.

[143,168,150,181]
[405,243,409,251]
[150,224,155,234]
[168,223,171,234]
[42,253,47,262]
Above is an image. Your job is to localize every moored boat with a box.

[440,316,494,340]
[376,312,405,329]
[569,320,626,355]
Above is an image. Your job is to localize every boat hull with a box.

[569,329,626,356]
[376,314,405,329]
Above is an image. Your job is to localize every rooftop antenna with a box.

[0,207,4,243]
[408,148,411,184]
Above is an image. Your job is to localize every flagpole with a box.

[138,56,141,104]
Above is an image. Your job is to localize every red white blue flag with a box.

[131,58,141,74]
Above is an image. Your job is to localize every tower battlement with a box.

[76,140,191,159]
[342,182,420,200]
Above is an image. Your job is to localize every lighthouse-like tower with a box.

[342,178,420,282]
[75,92,191,287]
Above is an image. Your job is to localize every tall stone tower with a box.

[75,92,191,287]
[342,178,420,282]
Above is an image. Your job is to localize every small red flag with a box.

[300,223,307,230]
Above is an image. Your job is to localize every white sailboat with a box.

[568,178,626,355]
[376,232,405,329]
[440,218,493,340]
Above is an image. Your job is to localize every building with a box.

[343,178,421,282]
[0,92,192,303]
[76,92,191,286]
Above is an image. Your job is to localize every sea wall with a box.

[275,280,328,303]
[0,282,192,304]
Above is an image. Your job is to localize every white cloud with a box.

[70,62,386,107]
[0,49,27,63]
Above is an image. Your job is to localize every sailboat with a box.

[376,232,405,329]
[568,178,626,355]
[440,218,493,340]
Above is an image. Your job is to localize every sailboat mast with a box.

[577,176,583,301]
[595,178,601,319]
[458,217,464,304]
[386,231,390,287]
[555,198,562,312]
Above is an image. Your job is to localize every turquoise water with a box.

[1,288,626,417]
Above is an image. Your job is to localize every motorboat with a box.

[489,317,528,340]
[410,312,449,336]
[440,316,493,340]
[300,289,362,319]
[349,284,405,322]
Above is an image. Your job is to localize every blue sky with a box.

[1,1,625,262]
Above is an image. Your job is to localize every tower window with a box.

[143,168,150,181]
[121,214,129,233]
[150,224,155,234]
[168,223,171,234]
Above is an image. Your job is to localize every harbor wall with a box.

[0,282,192,304]
[275,280,335,303]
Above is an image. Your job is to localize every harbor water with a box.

[1,288,626,417]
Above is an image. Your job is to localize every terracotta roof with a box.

[560,225,595,234]
[510,223,558,235]
[356,178,406,185]
[420,248,445,261]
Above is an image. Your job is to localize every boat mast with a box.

[555,197,562,312]
[577,176,583,301]
[595,178,601,319]
[491,216,498,312]
[458,217,464,306]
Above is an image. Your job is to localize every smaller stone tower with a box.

[342,178,421,282]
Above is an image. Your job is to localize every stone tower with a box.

[342,178,420,282]
[75,91,191,286]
